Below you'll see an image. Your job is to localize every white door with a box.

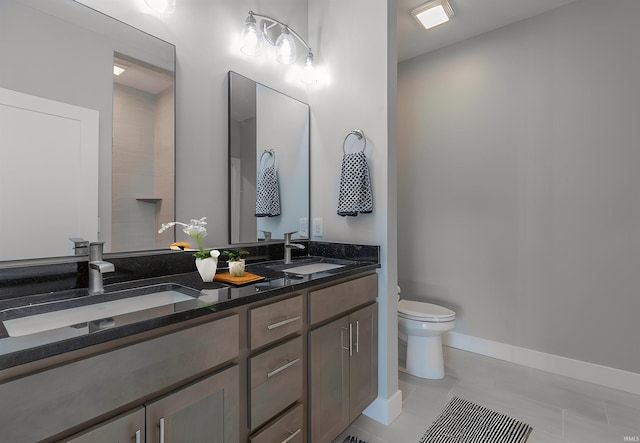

[0,87,99,260]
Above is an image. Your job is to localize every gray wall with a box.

[308,0,400,421]
[398,0,640,374]
[255,84,309,239]
[154,86,176,247]
[112,84,157,251]
[112,84,174,251]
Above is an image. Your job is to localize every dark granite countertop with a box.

[0,251,379,372]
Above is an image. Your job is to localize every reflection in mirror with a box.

[0,0,175,263]
[0,87,99,261]
[228,71,310,244]
[112,55,175,251]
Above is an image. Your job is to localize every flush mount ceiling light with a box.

[411,0,454,30]
[113,62,128,76]
[240,11,317,84]
[144,0,176,15]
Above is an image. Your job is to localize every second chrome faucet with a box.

[88,242,115,295]
[283,231,305,264]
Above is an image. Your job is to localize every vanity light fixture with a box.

[411,0,454,30]
[240,11,317,84]
[144,0,176,15]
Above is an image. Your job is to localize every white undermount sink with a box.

[281,263,345,275]
[1,285,198,337]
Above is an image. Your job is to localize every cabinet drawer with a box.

[250,403,303,443]
[309,274,377,325]
[250,295,302,350]
[249,336,302,430]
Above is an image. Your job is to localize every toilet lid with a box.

[398,300,455,322]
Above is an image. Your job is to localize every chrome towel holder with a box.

[259,148,276,169]
[343,129,366,154]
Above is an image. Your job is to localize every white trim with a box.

[363,389,403,426]
[444,331,640,395]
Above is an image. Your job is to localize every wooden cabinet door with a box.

[309,316,350,443]
[349,303,378,421]
[146,365,239,443]
[62,408,145,443]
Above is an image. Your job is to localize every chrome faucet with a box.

[88,242,115,295]
[69,237,90,256]
[283,231,305,264]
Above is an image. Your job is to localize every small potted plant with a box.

[225,250,250,277]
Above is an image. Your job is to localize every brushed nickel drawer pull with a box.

[135,429,141,443]
[281,428,302,443]
[267,315,301,330]
[355,320,360,353]
[349,323,353,357]
[159,417,165,443]
[267,357,300,378]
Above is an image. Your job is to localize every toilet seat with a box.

[398,300,455,323]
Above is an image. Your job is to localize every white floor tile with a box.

[333,346,640,443]
[604,401,640,433]
[563,410,640,443]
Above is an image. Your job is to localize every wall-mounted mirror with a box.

[0,0,175,263]
[228,71,310,244]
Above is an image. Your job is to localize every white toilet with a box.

[398,297,456,379]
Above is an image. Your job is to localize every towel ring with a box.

[259,149,276,169]
[343,129,366,154]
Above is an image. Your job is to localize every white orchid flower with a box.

[158,217,213,255]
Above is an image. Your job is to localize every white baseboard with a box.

[363,389,403,426]
[444,331,640,396]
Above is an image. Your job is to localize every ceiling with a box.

[397,0,580,62]
[113,56,175,95]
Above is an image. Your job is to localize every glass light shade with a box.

[144,0,176,14]
[275,28,296,65]
[240,21,263,56]
[301,53,317,84]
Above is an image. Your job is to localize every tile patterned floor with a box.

[333,346,640,443]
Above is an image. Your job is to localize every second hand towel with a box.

[255,162,281,217]
[337,151,373,216]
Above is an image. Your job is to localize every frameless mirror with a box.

[0,0,175,263]
[228,71,309,244]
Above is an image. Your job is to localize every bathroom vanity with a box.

[0,247,379,443]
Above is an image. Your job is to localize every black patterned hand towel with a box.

[255,163,281,217]
[337,151,373,216]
